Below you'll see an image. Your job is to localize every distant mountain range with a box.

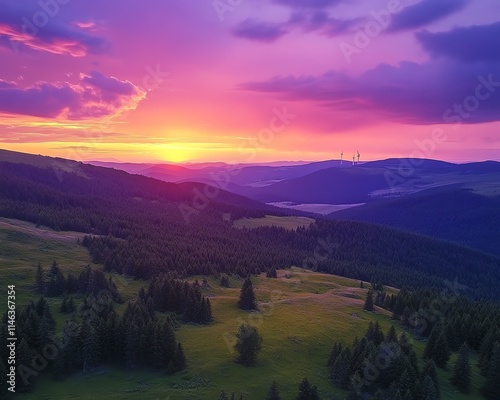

[2,148,500,300]
[3,149,500,259]
[86,155,500,258]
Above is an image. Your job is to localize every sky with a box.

[0,0,499,163]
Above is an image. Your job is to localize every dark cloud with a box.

[288,10,361,36]
[0,0,109,56]
[240,59,500,125]
[273,0,342,9]
[82,71,136,96]
[417,22,500,63]
[387,0,469,32]
[0,72,145,119]
[233,11,360,42]
[232,19,289,42]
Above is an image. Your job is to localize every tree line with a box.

[2,161,500,299]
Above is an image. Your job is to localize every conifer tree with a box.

[234,324,262,365]
[424,322,450,368]
[387,325,398,342]
[482,342,500,399]
[238,277,257,310]
[364,289,374,311]
[35,262,44,293]
[421,375,438,400]
[174,343,187,372]
[433,332,450,368]
[451,343,471,392]
[296,377,320,400]
[220,275,230,288]
[266,380,282,400]
[422,359,440,397]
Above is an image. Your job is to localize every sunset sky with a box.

[1,0,499,163]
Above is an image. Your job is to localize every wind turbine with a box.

[357,150,360,165]
[341,150,343,166]
[352,154,355,166]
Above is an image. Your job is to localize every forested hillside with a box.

[1,153,500,300]
[331,185,500,257]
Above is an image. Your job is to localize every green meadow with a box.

[233,215,315,231]
[0,218,485,399]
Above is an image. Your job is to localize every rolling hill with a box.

[1,149,500,300]
[0,218,488,400]
[330,184,500,257]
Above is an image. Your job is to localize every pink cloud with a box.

[0,72,145,120]
[0,2,109,56]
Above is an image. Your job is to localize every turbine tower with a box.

[352,154,355,166]
[357,150,360,165]
[341,150,343,166]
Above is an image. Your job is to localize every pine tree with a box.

[451,343,471,392]
[423,324,439,359]
[238,277,257,310]
[421,375,438,400]
[364,289,374,311]
[234,324,262,366]
[433,332,450,368]
[479,327,498,374]
[220,275,230,288]
[296,377,318,400]
[387,325,398,342]
[398,370,413,399]
[266,268,278,278]
[424,322,450,368]
[266,380,282,400]
[422,359,440,398]
[35,262,44,293]
[219,389,229,400]
[82,324,100,373]
[174,342,187,372]
[482,342,500,399]
[16,338,33,388]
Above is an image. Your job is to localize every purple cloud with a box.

[387,0,469,32]
[0,79,16,89]
[83,71,136,96]
[417,22,500,63]
[233,11,360,42]
[0,0,109,56]
[232,19,289,42]
[287,10,361,36]
[273,0,342,9]
[0,72,145,119]
[240,59,500,125]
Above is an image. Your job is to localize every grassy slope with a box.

[0,218,485,400]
